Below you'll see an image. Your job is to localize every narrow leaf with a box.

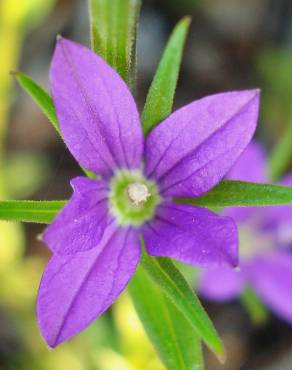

[129,265,204,370]
[0,200,65,224]
[269,115,292,181]
[13,71,60,134]
[141,252,225,361]
[240,287,268,325]
[177,180,292,207]
[89,0,141,88]
[141,17,191,135]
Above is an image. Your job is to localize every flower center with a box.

[127,182,151,205]
[108,169,160,227]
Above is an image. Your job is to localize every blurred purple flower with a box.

[199,142,292,323]
[37,38,259,347]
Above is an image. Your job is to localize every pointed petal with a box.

[50,38,143,177]
[198,267,245,301]
[145,90,260,197]
[37,223,140,347]
[43,177,109,255]
[143,202,238,267]
[246,251,292,323]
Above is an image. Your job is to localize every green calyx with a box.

[109,169,161,227]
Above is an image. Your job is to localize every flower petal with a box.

[143,202,238,267]
[246,251,292,323]
[224,141,267,223]
[37,223,140,347]
[50,37,143,177]
[43,177,109,255]
[145,90,260,197]
[198,267,245,301]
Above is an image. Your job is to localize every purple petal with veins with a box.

[38,223,140,347]
[43,177,109,255]
[145,90,260,197]
[143,202,238,267]
[50,38,144,178]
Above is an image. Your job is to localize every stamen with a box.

[127,182,151,206]
[109,169,160,226]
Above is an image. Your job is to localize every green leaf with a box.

[177,180,292,207]
[141,252,225,361]
[240,287,268,325]
[13,71,60,135]
[0,200,65,224]
[129,265,204,370]
[89,0,141,88]
[269,115,292,181]
[141,17,191,135]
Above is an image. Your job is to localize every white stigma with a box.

[127,182,151,206]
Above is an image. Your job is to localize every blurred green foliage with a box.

[0,0,56,147]
[257,49,292,179]
[258,49,292,133]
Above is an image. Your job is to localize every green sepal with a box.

[0,200,65,224]
[89,0,141,88]
[142,17,191,135]
[178,180,292,207]
[129,265,204,370]
[141,251,225,362]
[13,71,60,134]
[240,287,268,325]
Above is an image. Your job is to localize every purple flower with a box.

[199,142,292,323]
[37,37,260,347]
